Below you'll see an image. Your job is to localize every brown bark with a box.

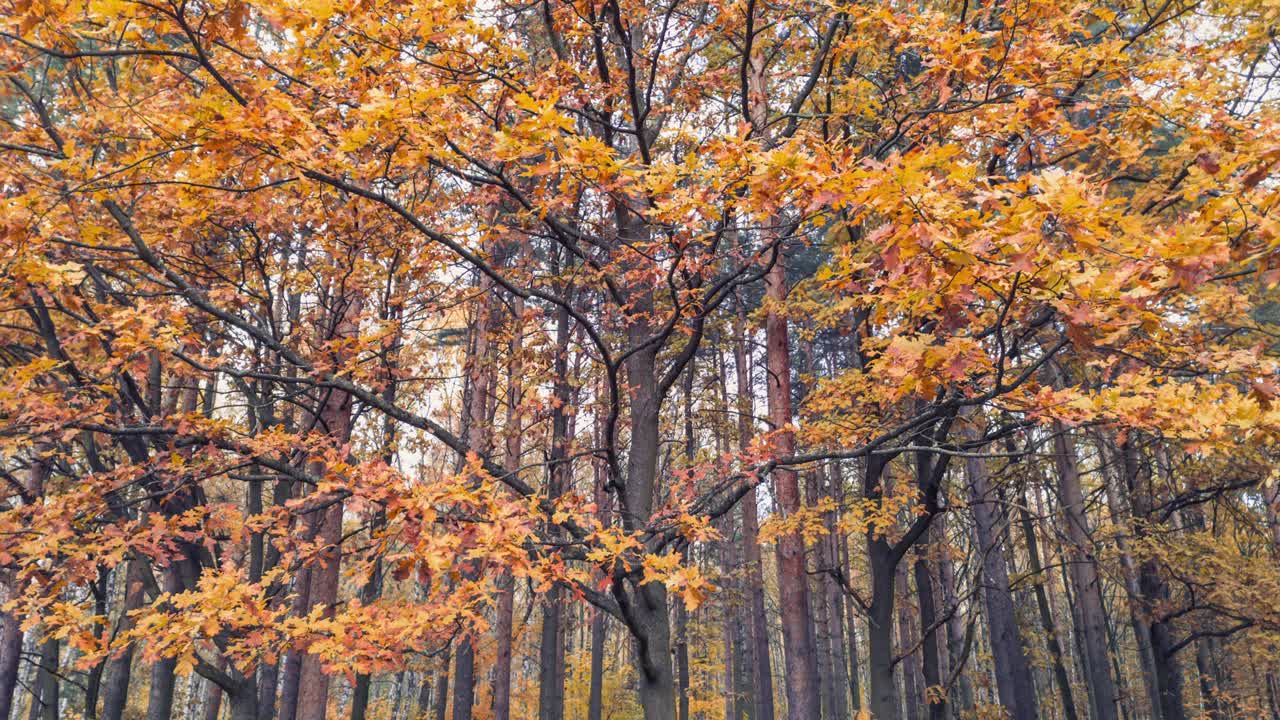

[296,294,362,720]
[492,288,524,720]
[763,250,820,720]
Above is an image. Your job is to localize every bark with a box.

[296,295,361,720]
[30,635,60,720]
[101,559,148,720]
[763,248,820,720]
[146,567,183,720]
[934,517,975,716]
[433,654,450,720]
[492,288,523,720]
[913,549,945,720]
[205,679,224,720]
[963,439,1038,719]
[733,299,775,720]
[0,600,20,720]
[611,205,677,720]
[454,277,499,720]
[822,467,852,720]
[538,290,571,720]
[587,605,607,720]
[1051,424,1119,720]
[1121,441,1186,720]
[841,512,863,715]
[898,562,922,720]
[1092,437,1163,720]
[867,534,901,720]
[1017,487,1080,720]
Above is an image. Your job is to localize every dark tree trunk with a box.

[147,567,183,720]
[101,559,147,720]
[492,289,523,720]
[913,550,945,720]
[30,635,60,720]
[0,602,21,720]
[934,517,974,716]
[963,439,1038,720]
[866,542,900,720]
[204,679,223,720]
[433,654,450,720]
[822,466,851,720]
[295,295,360,720]
[1122,440,1186,720]
[898,562,922,720]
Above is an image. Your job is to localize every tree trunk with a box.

[963,439,1038,719]
[913,550,945,720]
[934,517,974,716]
[763,250,820,720]
[822,466,851,720]
[1051,424,1119,720]
[843,529,864,715]
[0,600,20,720]
[205,679,224,720]
[30,635,60,720]
[101,559,147,720]
[538,289,572,720]
[1121,440,1186,720]
[433,654,450,720]
[733,299,775,720]
[492,287,524,720]
[898,562,922,720]
[867,541,901,720]
[1017,486,1080,720]
[296,295,361,720]
[146,567,183,720]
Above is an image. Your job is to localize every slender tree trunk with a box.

[1052,424,1119,720]
[101,559,147,720]
[433,654,450,720]
[963,437,1038,719]
[843,530,864,715]
[538,287,571,720]
[898,562,922,720]
[807,466,836,720]
[147,567,183,720]
[867,535,901,720]
[1121,441,1185,720]
[30,635,60,720]
[934,517,974,717]
[733,299,775,720]
[0,599,20,720]
[296,295,361,720]
[822,467,851,720]
[1017,485,1080,720]
[763,248,820,720]
[586,381,608,720]
[453,276,499,720]
[1096,438,1163,720]
[913,548,944,720]
[492,288,523,720]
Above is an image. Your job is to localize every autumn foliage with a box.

[0,0,1278,718]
